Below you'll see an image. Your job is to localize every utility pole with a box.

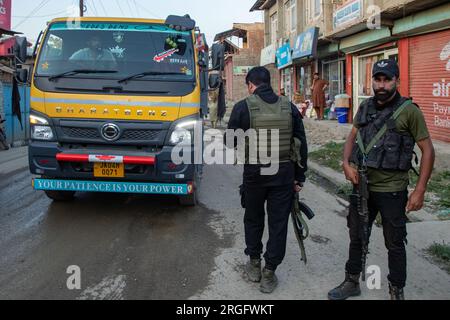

[80,0,84,17]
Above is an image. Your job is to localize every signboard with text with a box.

[333,0,362,30]
[260,44,276,66]
[292,27,319,60]
[276,43,292,70]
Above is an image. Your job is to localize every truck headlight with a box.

[30,114,54,141]
[169,120,199,145]
[32,125,54,140]
[170,128,192,145]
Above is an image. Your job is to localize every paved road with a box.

[0,148,449,300]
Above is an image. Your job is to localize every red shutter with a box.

[409,29,450,143]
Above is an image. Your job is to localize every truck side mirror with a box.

[16,68,28,83]
[14,37,28,63]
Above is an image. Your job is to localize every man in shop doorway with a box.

[311,73,329,120]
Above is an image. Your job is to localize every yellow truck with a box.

[25,15,209,205]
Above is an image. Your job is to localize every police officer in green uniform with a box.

[328,59,435,300]
[226,67,308,294]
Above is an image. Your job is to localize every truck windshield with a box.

[36,22,195,82]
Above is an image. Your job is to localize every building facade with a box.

[251,0,450,142]
[214,23,265,103]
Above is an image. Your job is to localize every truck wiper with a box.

[48,69,118,82]
[118,71,186,84]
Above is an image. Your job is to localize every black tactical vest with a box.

[245,95,293,164]
[350,96,415,171]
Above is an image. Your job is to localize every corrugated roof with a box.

[214,28,247,42]
[0,28,22,36]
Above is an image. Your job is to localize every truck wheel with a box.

[179,190,197,206]
[179,169,200,206]
[44,190,76,202]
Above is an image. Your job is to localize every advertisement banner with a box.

[276,43,292,69]
[292,27,319,60]
[0,0,12,30]
[260,44,276,66]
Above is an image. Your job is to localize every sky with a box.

[11,0,264,45]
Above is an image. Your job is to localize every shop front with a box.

[409,29,450,142]
[276,42,293,99]
[351,44,399,116]
[321,57,346,104]
[292,27,320,102]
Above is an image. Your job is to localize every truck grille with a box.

[122,129,160,140]
[61,126,161,142]
[62,127,100,139]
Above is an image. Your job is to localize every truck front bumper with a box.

[29,141,197,185]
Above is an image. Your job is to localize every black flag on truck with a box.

[12,77,23,130]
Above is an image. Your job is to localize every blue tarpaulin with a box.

[1,83,30,145]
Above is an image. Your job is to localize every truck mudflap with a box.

[32,178,194,195]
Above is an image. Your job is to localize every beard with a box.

[374,86,397,102]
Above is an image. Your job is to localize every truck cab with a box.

[28,16,208,206]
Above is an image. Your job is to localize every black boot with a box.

[260,268,278,294]
[328,273,361,300]
[245,258,262,282]
[389,282,405,300]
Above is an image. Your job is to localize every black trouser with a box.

[244,184,293,271]
[346,190,409,288]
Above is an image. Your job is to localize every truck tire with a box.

[179,190,197,206]
[179,167,201,206]
[44,190,76,202]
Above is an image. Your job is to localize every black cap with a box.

[372,59,399,79]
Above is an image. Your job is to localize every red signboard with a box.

[410,29,450,143]
[0,0,12,30]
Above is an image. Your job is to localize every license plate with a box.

[94,163,124,178]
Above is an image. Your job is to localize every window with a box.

[314,0,321,17]
[284,1,296,34]
[284,1,290,36]
[322,59,346,101]
[36,22,195,82]
[290,0,297,32]
[307,0,322,21]
[270,13,278,45]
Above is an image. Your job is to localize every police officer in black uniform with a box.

[226,67,308,294]
[328,59,435,300]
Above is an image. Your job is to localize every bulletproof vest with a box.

[350,96,415,171]
[245,94,293,165]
